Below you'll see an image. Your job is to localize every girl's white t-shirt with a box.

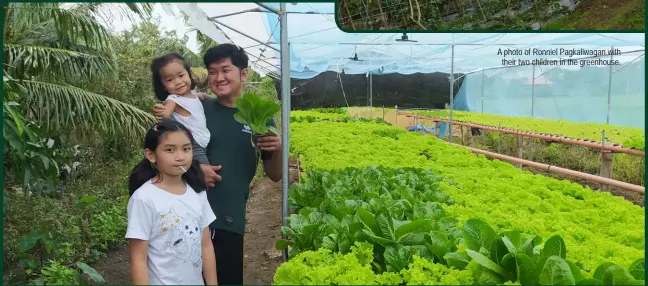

[125,180,216,285]
[165,93,211,148]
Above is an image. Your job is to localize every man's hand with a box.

[152,104,166,121]
[259,132,283,182]
[256,133,282,151]
[200,164,222,188]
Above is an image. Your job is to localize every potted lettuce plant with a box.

[233,93,281,151]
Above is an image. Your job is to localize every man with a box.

[152,43,283,285]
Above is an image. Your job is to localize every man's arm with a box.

[262,148,282,182]
[258,119,283,182]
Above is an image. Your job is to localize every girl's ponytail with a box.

[128,158,158,197]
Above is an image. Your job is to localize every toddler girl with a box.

[150,53,210,165]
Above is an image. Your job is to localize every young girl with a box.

[126,120,218,285]
[150,53,211,165]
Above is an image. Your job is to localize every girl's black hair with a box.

[128,120,206,197]
[150,52,197,101]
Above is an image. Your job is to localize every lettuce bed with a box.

[408,109,645,151]
[274,110,645,284]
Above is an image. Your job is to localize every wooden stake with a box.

[517,135,524,168]
[497,122,502,153]
[468,128,474,147]
[599,130,615,190]
[461,125,465,145]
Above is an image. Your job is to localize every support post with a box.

[434,121,440,137]
[468,128,475,147]
[600,151,615,190]
[382,106,385,119]
[529,137,534,162]
[369,73,373,118]
[279,2,290,263]
[606,46,614,124]
[481,68,485,113]
[517,135,524,168]
[599,130,615,190]
[461,125,465,145]
[395,106,398,126]
[497,122,502,154]
[448,44,455,143]
[531,65,536,117]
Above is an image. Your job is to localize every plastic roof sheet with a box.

[174,3,645,79]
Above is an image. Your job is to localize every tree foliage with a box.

[2,2,154,190]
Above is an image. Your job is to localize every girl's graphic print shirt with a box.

[126,180,216,285]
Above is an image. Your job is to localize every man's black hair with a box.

[203,43,249,71]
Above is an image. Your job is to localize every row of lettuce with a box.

[272,109,645,285]
[347,107,644,186]
[405,109,645,151]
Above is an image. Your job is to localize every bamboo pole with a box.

[451,143,644,194]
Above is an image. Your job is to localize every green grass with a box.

[544,0,645,30]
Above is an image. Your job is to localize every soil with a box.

[91,161,299,285]
[241,161,299,285]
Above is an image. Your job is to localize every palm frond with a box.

[6,3,114,52]
[124,3,153,18]
[70,2,154,29]
[21,80,156,142]
[5,44,116,80]
[4,3,59,40]
[191,28,220,55]
[182,50,204,68]
[191,67,209,90]
[50,6,114,52]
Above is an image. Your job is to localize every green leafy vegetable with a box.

[233,93,280,141]
[276,110,646,285]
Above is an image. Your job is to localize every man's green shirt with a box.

[198,97,276,235]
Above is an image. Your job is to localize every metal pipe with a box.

[246,52,279,69]
[612,52,645,74]
[256,2,280,14]
[531,65,535,117]
[210,19,280,52]
[606,46,614,124]
[419,115,645,156]
[369,73,373,117]
[208,8,263,20]
[279,2,291,263]
[448,44,454,142]
[481,69,485,113]
[451,143,645,194]
[334,43,642,47]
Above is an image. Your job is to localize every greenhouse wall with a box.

[454,51,645,128]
